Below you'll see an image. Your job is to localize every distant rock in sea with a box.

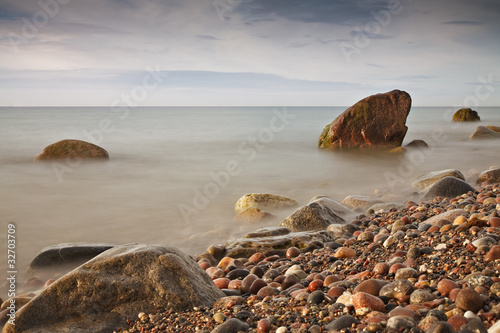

[452,108,480,122]
[318,90,412,150]
[33,139,109,161]
[234,193,298,214]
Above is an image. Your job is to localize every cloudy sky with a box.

[0,0,499,106]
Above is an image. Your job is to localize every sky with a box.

[0,0,499,106]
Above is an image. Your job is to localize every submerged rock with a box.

[234,193,298,214]
[34,139,109,161]
[233,207,274,223]
[412,169,465,191]
[421,177,475,201]
[318,89,412,150]
[3,244,225,333]
[452,108,480,122]
[470,126,500,139]
[404,139,428,149]
[279,197,355,232]
[342,195,383,212]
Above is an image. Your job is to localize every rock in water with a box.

[3,244,225,333]
[412,169,465,191]
[234,193,299,214]
[421,177,475,201]
[477,168,500,185]
[470,126,500,139]
[34,139,109,161]
[279,197,355,232]
[452,108,480,122]
[318,90,412,150]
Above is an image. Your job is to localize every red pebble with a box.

[257,318,271,333]
[213,278,230,289]
[248,252,266,263]
[308,279,324,292]
[286,247,301,259]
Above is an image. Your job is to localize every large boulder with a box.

[421,177,475,201]
[234,193,298,214]
[470,126,500,139]
[279,197,355,232]
[341,195,383,212]
[34,139,109,161]
[3,244,225,333]
[318,90,412,150]
[412,169,465,191]
[477,168,500,185]
[452,108,480,122]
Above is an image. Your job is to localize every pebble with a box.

[334,247,356,258]
[324,315,359,331]
[426,321,456,333]
[437,279,459,296]
[386,316,416,331]
[410,289,435,304]
[352,292,385,314]
[455,288,484,313]
[256,318,271,333]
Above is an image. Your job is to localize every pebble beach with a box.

[113,182,500,333]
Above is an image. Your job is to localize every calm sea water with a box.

[1,106,499,279]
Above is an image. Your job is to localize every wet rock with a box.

[471,126,500,139]
[477,168,500,185]
[280,198,354,232]
[325,315,359,331]
[405,139,428,149]
[421,177,475,201]
[33,139,109,161]
[234,193,298,214]
[3,244,225,333]
[211,318,250,333]
[222,227,333,258]
[422,209,468,226]
[452,108,480,122]
[341,195,384,212]
[412,169,465,191]
[334,247,356,259]
[307,290,325,305]
[455,288,483,313]
[318,89,412,150]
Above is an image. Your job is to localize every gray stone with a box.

[412,169,465,191]
[421,177,475,201]
[341,195,383,212]
[422,209,467,226]
[462,318,488,333]
[325,315,359,331]
[279,198,354,232]
[467,275,494,289]
[395,267,418,280]
[405,139,428,149]
[379,280,414,300]
[211,318,250,333]
[472,237,497,248]
[410,289,436,304]
[3,244,225,333]
[426,321,456,333]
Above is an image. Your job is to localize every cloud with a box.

[196,35,222,41]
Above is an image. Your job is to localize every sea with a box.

[1,106,499,282]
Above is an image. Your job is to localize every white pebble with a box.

[464,310,480,320]
[276,327,289,333]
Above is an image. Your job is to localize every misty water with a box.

[1,106,499,282]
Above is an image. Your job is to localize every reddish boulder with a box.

[318,90,412,150]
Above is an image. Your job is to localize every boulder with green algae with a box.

[318,89,412,150]
[234,193,298,214]
[34,139,109,161]
[452,108,480,122]
[2,244,224,333]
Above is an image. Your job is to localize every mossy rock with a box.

[452,108,480,122]
[34,139,109,161]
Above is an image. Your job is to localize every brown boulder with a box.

[477,168,500,185]
[452,108,480,122]
[34,139,109,161]
[318,90,412,150]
